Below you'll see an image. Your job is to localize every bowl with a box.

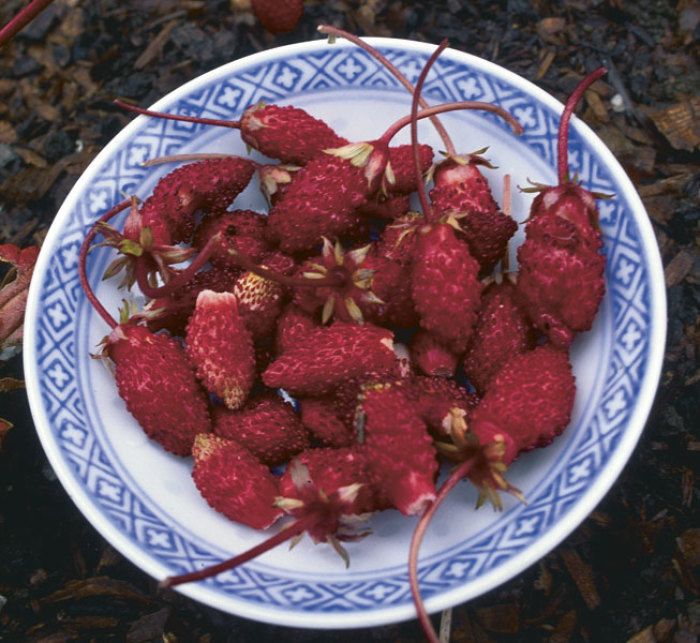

[23,37,666,629]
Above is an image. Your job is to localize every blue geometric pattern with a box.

[30,44,656,619]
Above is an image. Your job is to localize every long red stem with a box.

[226,250,343,288]
[411,39,449,220]
[134,234,220,299]
[409,459,474,643]
[557,67,607,184]
[79,200,131,329]
[318,25,456,156]
[161,518,309,589]
[502,174,512,273]
[114,99,241,130]
[0,0,56,47]
[381,102,523,146]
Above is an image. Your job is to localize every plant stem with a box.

[0,0,56,47]
[409,459,474,643]
[78,200,131,329]
[114,99,241,130]
[557,67,607,185]
[318,25,456,156]
[381,102,523,146]
[161,518,309,588]
[411,39,448,221]
[134,234,220,299]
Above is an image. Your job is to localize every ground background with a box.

[0,0,698,641]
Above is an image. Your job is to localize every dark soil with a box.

[0,1,698,641]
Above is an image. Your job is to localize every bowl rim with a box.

[23,36,667,629]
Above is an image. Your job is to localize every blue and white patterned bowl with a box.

[24,38,665,629]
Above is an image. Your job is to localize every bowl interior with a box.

[24,38,665,629]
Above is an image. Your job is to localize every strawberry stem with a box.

[381,102,523,146]
[557,67,607,185]
[0,0,56,47]
[79,200,132,329]
[411,39,449,221]
[226,249,343,288]
[134,234,221,299]
[318,25,456,156]
[161,518,309,589]
[409,459,474,643]
[114,99,242,130]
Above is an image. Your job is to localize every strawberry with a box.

[469,345,576,463]
[279,447,385,514]
[233,252,294,341]
[186,290,255,409]
[213,394,309,466]
[145,266,240,335]
[376,212,423,263]
[300,398,354,448]
[104,323,210,456]
[263,322,395,397]
[429,156,517,272]
[251,0,304,34]
[241,104,346,164]
[140,157,256,244]
[410,330,458,378]
[359,384,437,515]
[463,278,536,394]
[265,145,388,254]
[411,224,482,352]
[274,304,319,354]
[191,434,282,529]
[193,209,269,269]
[516,213,605,347]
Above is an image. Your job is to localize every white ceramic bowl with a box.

[24,38,666,629]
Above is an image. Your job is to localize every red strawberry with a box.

[359,384,437,515]
[410,330,458,378]
[213,395,309,466]
[146,266,240,335]
[429,157,517,272]
[186,290,255,409]
[385,143,434,194]
[274,304,319,354]
[279,447,384,514]
[193,210,269,269]
[263,322,395,397]
[469,345,576,462]
[140,157,255,244]
[411,224,482,352]
[376,212,423,263]
[528,183,601,240]
[265,144,388,254]
[300,398,354,448]
[516,213,605,347]
[192,434,282,529]
[241,104,345,163]
[104,324,210,456]
[251,0,304,34]
[463,278,536,394]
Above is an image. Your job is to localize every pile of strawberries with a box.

[79,31,607,638]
